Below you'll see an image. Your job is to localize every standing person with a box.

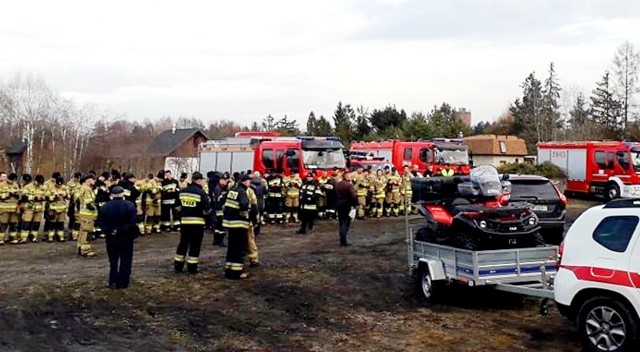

[296,172,322,235]
[76,175,98,257]
[97,186,138,289]
[43,172,61,239]
[222,174,251,280]
[47,177,69,242]
[265,171,284,224]
[19,174,46,243]
[0,172,21,245]
[335,171,358,247]
[250,171,267,226]
[322,172,337,220]
[246,180,260,267]
[144,173,162,234]
[174,172,210,274]
[67,172,82,239]
[161,170,180,232]
[94,172,111,238]
[440,164,454,177]
[211,173,230,247]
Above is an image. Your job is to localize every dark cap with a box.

[180,172,188,179]
[23,174,32,182]
[157,170,165,179]
[52,171,61,179]
[192,172,204,180]
[56,176,64,185]
[111,186,125,197]
[220,173,230,180]
[240,174,251,182]
[35,175,45,184]
[8,173,18,181]
[124,173,135,180]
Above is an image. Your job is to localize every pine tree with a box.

[332,101,355,143]
[261,114,276,131]
[353,105,372,141]
[591,71,623,139]
[541,62,562,141]
[306,111,317,135]
[314,115,333,136]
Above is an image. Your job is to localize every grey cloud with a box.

[353,0,640,45]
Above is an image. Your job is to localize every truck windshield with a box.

[632,148,640,172]
[303,149,346,169]
[435,148,469,165]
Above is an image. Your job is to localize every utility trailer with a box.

[406,215,558,314]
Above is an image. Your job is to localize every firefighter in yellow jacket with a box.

[386,168,402,217]
[372,169,387,218]
[76,175,98,257]
[400,166,415,215]
[354,167,369,219]
[0,172,21,245]
[283,172,302,223]
[46,176,69,242]
[144,173,162,234]
[19,174,47,243]
[247,184,260,267]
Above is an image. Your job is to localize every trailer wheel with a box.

[416,266,442,303]
[607,183,620,200]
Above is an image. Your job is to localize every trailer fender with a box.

[417,258,447,281]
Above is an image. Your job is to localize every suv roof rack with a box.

[603,198,640,208]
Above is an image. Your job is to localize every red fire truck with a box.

[199,132,347,177]
[349,138,472,175]
[537,141,640,199]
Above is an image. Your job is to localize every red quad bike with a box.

[412,165,545,251]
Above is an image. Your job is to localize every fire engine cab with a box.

[199,132,347,177]
[538,141,640,199]
[349,138,471,175]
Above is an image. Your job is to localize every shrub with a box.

[497,161,565,179]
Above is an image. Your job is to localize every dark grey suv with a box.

[507,174,567,244]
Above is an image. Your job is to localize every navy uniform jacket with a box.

[179,183,211,226]
[96,198,137,236]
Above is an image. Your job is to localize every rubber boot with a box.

[187,262,199,274]
[174,260,185,273]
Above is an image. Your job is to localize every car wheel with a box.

[607,184,621,200]
[578,296,638,352]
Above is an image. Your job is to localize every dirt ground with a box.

[0,200,598,352]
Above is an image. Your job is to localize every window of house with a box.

[593,216,638,253]
[515,158,519,163]
[499,141,507,154]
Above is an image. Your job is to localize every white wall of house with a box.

[472,155,525,168]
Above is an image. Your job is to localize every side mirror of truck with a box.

[501,174,510,181]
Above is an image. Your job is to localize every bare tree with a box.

[612,41,640,132]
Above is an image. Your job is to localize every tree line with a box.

[1,41,637,176]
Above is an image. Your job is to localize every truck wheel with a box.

[607,184,621,200]
[416,267,442,303]
[577,296,638,352]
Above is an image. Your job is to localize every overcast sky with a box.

[1,0,639,126]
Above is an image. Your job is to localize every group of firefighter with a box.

[261,164,423,226]
[0,169,188,257]
[0,164,429,264]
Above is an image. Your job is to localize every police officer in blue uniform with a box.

[96,186,138,289]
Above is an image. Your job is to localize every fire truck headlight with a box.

[479,220,487,229]
[528,217,537,226]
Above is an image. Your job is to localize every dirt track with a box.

[0,201,596,352]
